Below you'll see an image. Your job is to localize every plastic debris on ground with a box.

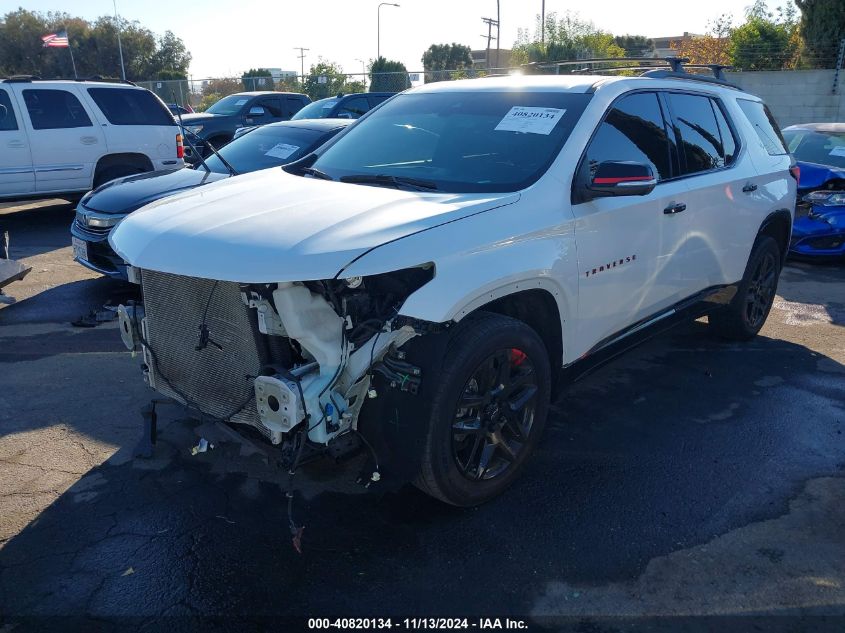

[191,438,214,455]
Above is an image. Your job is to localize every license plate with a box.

[72,236,88,262]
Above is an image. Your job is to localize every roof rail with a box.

[2,75,41,83]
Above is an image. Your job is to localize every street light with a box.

[355,58,367,90]
[377,2,400,61]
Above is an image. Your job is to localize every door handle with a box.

[7,140,25,148]
[80,136,98,145]
[742,182,758,193]
[663,202,686,215]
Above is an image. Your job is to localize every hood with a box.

[177,112,221,125]
[796,161,845,193]
[110,168,519,283]
[82,168,229,214]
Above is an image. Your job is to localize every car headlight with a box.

[183,124,203,135]
[76,210,122,228]
[802,190,845,206]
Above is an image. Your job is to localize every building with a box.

[266,68,298,82]
[471,48,513,70]
[650,33,703,58]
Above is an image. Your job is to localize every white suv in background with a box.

[112,69,796,507]
[0,78,184,200]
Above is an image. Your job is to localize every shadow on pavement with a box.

[0,200,76,260]
[1,321,843,621]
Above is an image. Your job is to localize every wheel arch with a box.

[758,209,792,265]
[459,286,565,393]
[94,153,154,181]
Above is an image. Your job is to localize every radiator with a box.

[139,269,269,432]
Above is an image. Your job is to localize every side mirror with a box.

[588,161,657,197]
[248,106,265,117]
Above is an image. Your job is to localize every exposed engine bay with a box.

[117,264,435,458]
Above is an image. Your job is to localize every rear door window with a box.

[336,96,370,119]
[666,92,728,174]
[368,95,390,108]
[285,97,305,117]
[87,88,174,126]
[584,91,675,181]
[257,97,284,117]
[0,89,18,130]
[736,99,788,156]
[22,89,92,129]
[712,101,738,165]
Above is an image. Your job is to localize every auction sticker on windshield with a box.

[829,146,845,157]
[265,143,300,159]
[494,106,565,135]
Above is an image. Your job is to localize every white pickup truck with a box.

[112,69,795,506]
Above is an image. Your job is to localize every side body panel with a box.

[0,86,34,196]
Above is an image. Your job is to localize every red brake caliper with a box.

[509,348,527,367]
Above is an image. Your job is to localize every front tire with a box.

[709,235,781,341]
[415,313,551,506]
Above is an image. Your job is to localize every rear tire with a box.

[415,312,551,506]
[709,235,781,341]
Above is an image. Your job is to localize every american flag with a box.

[42,30,69,48]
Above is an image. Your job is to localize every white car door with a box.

[0,85,34,196]
[12,84,105,194]
[571,91,690,357]
[662,91,763,293]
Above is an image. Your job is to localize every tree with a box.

[730,1,800,70]
[303,59,347,100]
[794,0,845,67]
[0,8,191,80]
[670,14,733,66]
[369,57,410,92]
[613,35,655,57]
[512,12,624,68]
[421,43,473,82]
[241,68,273,91]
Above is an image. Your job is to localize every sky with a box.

[2,0,756,79]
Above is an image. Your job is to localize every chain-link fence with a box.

[139,40,845,112]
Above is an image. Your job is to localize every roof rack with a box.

[524,56,739,89]
[2,75,137,86]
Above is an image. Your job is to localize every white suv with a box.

[111,70,796,506]
[0,78,183,200]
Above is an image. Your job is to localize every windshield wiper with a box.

[339,174,438,191]
[302,166,334,181]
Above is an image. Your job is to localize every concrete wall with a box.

[726,69,845,128]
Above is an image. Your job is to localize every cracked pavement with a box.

[1,200,844,630]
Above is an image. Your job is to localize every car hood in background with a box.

[796,161,845,193]
[82,169,229,215]
[110,168,519,283]
[177,113,223,126]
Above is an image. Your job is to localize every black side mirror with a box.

[588,161,657,197]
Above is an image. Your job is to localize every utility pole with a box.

[356,58,367,90]
[113,0,126,81]
[293,47,309,83]
[496,0,501,69]
[377,3,400,61]
[541,0,546,47]
[481,17,498,71]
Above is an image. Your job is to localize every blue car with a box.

[782,123,845,260]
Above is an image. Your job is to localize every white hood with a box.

[110,168,518,282]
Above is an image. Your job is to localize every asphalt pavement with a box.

[1,199,844,632]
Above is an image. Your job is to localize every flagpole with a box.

[67,28,78,79]
[113,0,127,81]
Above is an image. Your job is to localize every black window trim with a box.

[572,88,681,204]
[660,88,743,180]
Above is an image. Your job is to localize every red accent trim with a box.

[593,175,653,184]
[789,164,800,181]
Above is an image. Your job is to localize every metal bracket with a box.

[135,398,173,458]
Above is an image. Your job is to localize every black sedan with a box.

[70,118,353,280]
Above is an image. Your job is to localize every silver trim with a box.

[0,167,34,175]
[35,164,85,173]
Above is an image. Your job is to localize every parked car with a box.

[179,91,310,160]
[0,77,183,201]
[71,119,352,279]
[290,92,393,121]
[111,70,795,507]
[781,123,845,259]
[167,103,194,116]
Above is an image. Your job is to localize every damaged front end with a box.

[118,264,435,459]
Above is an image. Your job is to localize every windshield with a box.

[205,94,250,116]
[204,126,332,173]
[311,91,592,193]
[291,97,338,120]
[783,129,845,169]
